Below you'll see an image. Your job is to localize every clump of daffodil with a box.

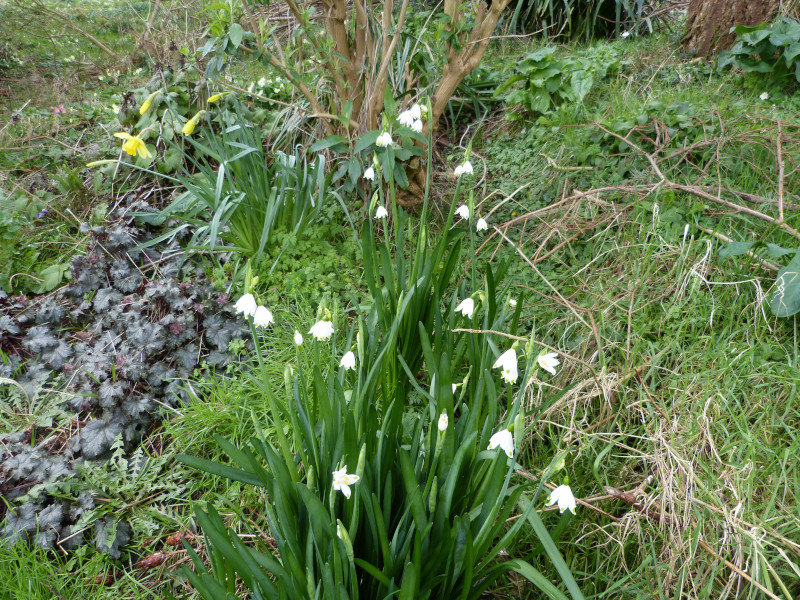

[139,90,161,115]
[113,132,152,159]
[182,110,207,136]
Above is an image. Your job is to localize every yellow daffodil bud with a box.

[85,159,116,168]
[182,110,207,136]
[207,93,222,103]
[139,90,160,115]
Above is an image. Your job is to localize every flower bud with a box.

[428,476,438,514]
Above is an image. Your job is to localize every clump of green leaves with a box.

[498,45,625,117]
[718,18,800,86]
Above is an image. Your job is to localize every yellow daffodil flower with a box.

[113,132,152,159]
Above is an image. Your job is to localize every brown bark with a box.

[681,0,780,58]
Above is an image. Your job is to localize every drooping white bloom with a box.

[411,119,423,133]
[760,92,769,101]
[253,305,274,328]
[492,348,518,384]
[332,466,360,499]
[508,298,517,308]
[340,350,356,370]
[234,293,257,318]
[455,160,474,177]
[487,428,514,458]
[309,320,334,341]
[456,204,470,220]
[408,103,422,120]
[621,30,631,38]
[364,167,375,181]
[452,383,458,394]
[398,108,416,127]
[376,131,393,147]
[455,297,475,318]
[375,205,389,219]
[476,218,488,231]
[547,484,577,514]
[537,352,560,376]
[294,330,303,346]
[438,412,449,432]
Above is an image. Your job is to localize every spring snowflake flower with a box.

[454,160,473,177]
[234,293,257,318]
[547,484,577,514]
[492,348,518,384]
[309,320,334,341]
[332,466,360,499]
[509,298,517,308]
[621,30,631,38]
[476,218,488,231]
[452,383,458,393]
[376,131,393,147]
[375,205,389,219]
[438,412,448,432]
[253,305,274,328]
[455,298,475,318]
[411,119,423,133]
[340,351,356,370]
[398,103,422,127]
[364,166,376,181]
[487,428,514,458]
[113,132,152,159]
[456,204,471,220]
[537,352,560,376]
[294,330,303,346]
[760,92,769,101]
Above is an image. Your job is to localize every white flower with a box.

[364,167,375,181]
[438,412,448,432]
[294,330,303,346]
[454,160,474,177]
[537,352,560,376]
[760,92,769,101]
[492,348,518,384]
[340,350,356,370]
[253,305,274,328]
[398,108,415,127]
[411,119,423,133]
[332,466,360,499]
[375,205,388,219]
[455,297,475,318]
[621,30,630,38]
[456,204,470,220]
[547,484,577,514]
[309,320,334,341]
[487,428,514,458]
[476,218,488,231]
[409,103,422,120]
[452,383,458,394]
[376,131,393,147]
[234,293,257,318]
[508,298,517,308]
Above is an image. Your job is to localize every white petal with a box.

[438,412,448,432]
[253,305,273,328]
[411,119,423,133]
[455,298,474,318]
[340,484,351,499]
[294,330,303,346]
[462,160,473,174]
[409,103,421,120]
[456,205,470,220]
[364,167,375,181]
[537,352,559,376]
[476,218,488,231]
[340,351,356,370]
[375,205,388,219]
[309,320,334,340]
[488,429,514,458]
[234,293,257,317]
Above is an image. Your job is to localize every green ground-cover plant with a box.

[718,18,800,86]
[498,44,627,117]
